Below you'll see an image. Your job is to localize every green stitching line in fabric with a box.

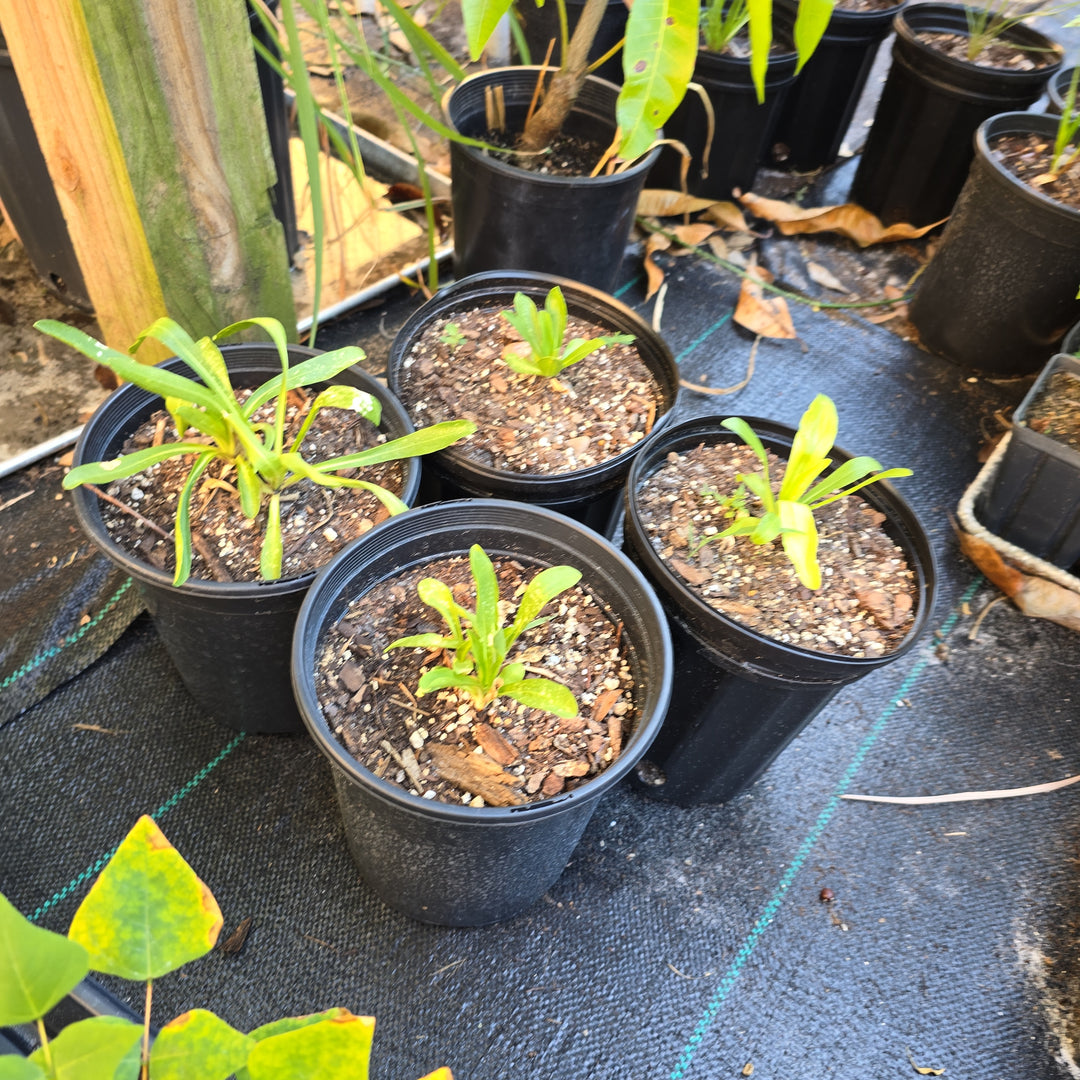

[0,578,135,693]
[27,731,247,923]
[669,577,985,1080]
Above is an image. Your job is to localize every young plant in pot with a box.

[974,352,1080,566]
[36,315,474,735]
[0,815,451,1079]
[291,499,673,926]
[908,101,1080,375]
[848,0,1063,227]
[387,271,679,532]
[622,395,937,806]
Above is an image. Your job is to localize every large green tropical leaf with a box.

[29,1017,142,1080]
[68,816,223,981]
[150,1009,255,1080]
[617,0,700,161]
[0,894,88,1025]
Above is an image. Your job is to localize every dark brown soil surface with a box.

[1024,369,1080,450]
[990,131,1080,211]
[836,0,902,12]
[92,386,403,583]
[482,130,611,176]
[315,553,638,806]
[633,440,919,657]
[916,30,1057,70]
[396,304,663,475]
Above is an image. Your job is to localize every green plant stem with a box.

[636,218,913,310]
[141,979,153,1080]
[35,1018,54,1073]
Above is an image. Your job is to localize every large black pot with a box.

[388,270,679,532]
[622,414,937,806]
[70,345,420,735]
[909,112,1080,376]
[291,499,673,925]
[443,67,659,292]
[849,3,1062,226]
[517,0,628,85]
[771,0,906,172]
[647,25,798,198]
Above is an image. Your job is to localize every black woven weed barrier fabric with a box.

[4,245,1080,1080]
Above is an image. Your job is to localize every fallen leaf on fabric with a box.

[865,305,907,324]
[956,526,1080,632]
[806,261,848,292]
[905,1049,945,1075]
[670,223,717,247]
[644,232,671,300]
[700,201,749,231]
[725,231,757,253]
[734,263,795,339]
[706,234,729,259]
[637,189,719,217]
[737,191,947,247]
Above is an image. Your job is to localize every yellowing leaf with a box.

[738,191,948,247]
[637,189,720,217]
[245,1010,377,1080]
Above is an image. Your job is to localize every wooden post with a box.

[2,0,170,361]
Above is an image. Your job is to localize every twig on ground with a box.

[680,334,760,395]
[842,772,1080,804]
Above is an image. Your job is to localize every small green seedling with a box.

[701,394,912,590]
[702,0,751,54]
[36,316,475,587]
[499,286,635,379]
[0,815,451,1080]
[438,322,466,348]
[1048,64,1080,179]
[386,544,581,718]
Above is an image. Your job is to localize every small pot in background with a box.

[516,0,628,85]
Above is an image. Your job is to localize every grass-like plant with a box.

[499,286,635,379]
[700,394,912,590]
[0,815,451,1080]
[36,315,475,587]
[962,0,1061,61]
[1047,64,1080,178]
[702,0,753,54]
[386,544,581,718]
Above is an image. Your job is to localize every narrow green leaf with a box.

[260,494,284,581]
[29,1016,142,1080]
[546,285,568,343]
[241,348,367,417]
[792,0,834,73]
[417,667,480,695]
[747,0,772,102]
[310,419,476,473]
[809,466,912,509]
[617,0,700,160]
[235,458,263,520]
[150,1009,255,1080]
[505,564,581,648]
[68,816,223,981]
[167,404,232,446]
[462,0,516,58]
[468,545,500,689]
[172,455,215,588]
[381,0,466,78]
[62,445,215,491]
[244,1010,376,1080]
[500,677,579,718]
[778,499,820,589]
[0,894,88,1025]
[801,455,881,504]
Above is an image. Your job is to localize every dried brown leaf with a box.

[706,234,729,259]
[636,189,719,217]
[474,722,519,766]
[670,223,717,248]
[738,191,947,247]
[644,232,671,300]
[805,261,847,292]
[701,201,749,231]
[734,272,795,339]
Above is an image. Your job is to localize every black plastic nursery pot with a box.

[517,0,628,86]
[70,345,420,735]
[621,414,938,807]
[848,3,1061,227]
[443,67,659,293]
[908,112,1080,376]
[977,354,1080,567]
[1047,65,1078,115]
[771,0,905,172]
[291,499,673,925]
[647,24,798,199]
[1063,319,1080,356]
[387,270,679,532]
[0,38,91,310]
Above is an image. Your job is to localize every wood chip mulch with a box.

[915,30,1057,70]
[396,304,663,476]
[990,132,1080,212]
[633,442,920,658]
[314,553,639,806]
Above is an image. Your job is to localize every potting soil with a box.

[4,205,1080,1078]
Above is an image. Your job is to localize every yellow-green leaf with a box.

[461,0,515,58]
[0,1055,45,1079]
[29,1016,141,1080]
[150,1009,255,1080]
[68,816,223,981]
[747,0,772,102]
[618,0,700,161]
[793,0,835,73]
[778,500,820,590]
[244,1010,376,1080]
[0,893,89,1025]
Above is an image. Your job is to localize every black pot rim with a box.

[387,270,679,493]
[70,344,421,600]
[975,112,1080,222]
[895,3,1063,80]
[778,0,906,28]
[293,498,674,825]
[624,413,938,674]
[443,66,661,184]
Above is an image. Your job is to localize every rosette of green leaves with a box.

[386,544,581,718]
[36,316,475,587]
[500,287,635,379]
[713,394,912,590]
